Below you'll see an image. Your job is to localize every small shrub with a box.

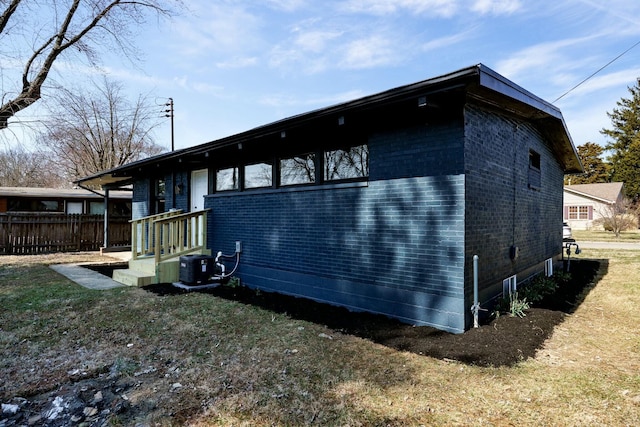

[553,270,572,284]
[508,293,530,318]
[492,292,530,318]
[519,275,558,304]
[225,277,241,288]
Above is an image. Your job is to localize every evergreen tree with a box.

[564,142,610,185]
[611,136,640,201]
[601,78,640,201]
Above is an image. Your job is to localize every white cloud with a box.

[264,0,307,12]
[420,30,474,52]
[495,35,596,82]
[557,68,640,102]
[259,89,366,108]
[216,56,259,69]
[294,30,343,53]
[341,0,523,17]
[170,3,263,57]
[338,35,400,69]
[471,0,522,15]
[341,0,458,17]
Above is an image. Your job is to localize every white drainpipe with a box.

[471,255,481,328]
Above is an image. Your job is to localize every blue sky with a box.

[7,0,640,154]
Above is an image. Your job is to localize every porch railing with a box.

[131,210,183,260]
[130,209,209,263]
[153,210,209,264]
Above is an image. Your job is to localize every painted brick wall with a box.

[173,171,189,212]
[205,121,468,332]
[463,104,564,318]
[132,178,150,219]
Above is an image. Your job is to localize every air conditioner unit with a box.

[179,255,215,285]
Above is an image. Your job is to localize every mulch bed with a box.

[139,259,603,367]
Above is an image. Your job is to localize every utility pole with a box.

[165,98,174,151]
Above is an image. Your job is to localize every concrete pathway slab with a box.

[50,263,125,290]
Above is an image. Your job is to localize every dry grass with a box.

[1,250,639,426]
[573,228,640,242]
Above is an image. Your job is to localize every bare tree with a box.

[0,0,179,129]
[37,77,165,186]
[595,198,638,238]
[0,143,66,187]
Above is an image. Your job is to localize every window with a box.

[503,275,517,296]
[89,202,104,215]
[529,150,540,169]
[324,144,369,181]
[544,258,553,277]
[568,206,591,220]
[245,162,272,189]
[153,179,165,214]
[528,149,541,190]
[216,167,239,191]
[8,199,62,212]
[280,154,316,186]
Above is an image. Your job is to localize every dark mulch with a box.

[135,259,602,367]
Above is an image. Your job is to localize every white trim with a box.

[544,258,553,277]
[502,275,517,296]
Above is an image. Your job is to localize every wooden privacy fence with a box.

[0,213,131,254]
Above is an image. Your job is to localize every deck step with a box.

[113,268,156,287]
[113,249,213,287]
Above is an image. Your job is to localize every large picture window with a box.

[280,154,316,186]
[324,144,369,181]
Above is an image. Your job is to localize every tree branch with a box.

[0,0,21,35]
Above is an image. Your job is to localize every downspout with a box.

[103,189,110,249]
[471,254,481,328]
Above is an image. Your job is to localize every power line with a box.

[553,39,640,103]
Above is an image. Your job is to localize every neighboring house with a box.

[0,187,132,215]
[563,182,625,230]
[77,64,582,333]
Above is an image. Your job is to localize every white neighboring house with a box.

[563,182,624,230]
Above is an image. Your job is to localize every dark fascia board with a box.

[76,63,582,188]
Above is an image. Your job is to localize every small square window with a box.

[280,154,316,186]
[324,144,369,181]
[529,150,540,170]
[245,162,273,189]
[216,167,239,191]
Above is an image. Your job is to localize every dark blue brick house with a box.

[78,64,582,333]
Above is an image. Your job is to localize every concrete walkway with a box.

[50,251,131,290]
[50,263,126,290]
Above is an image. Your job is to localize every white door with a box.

[191,169,208,211]
[190,169,208,246]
